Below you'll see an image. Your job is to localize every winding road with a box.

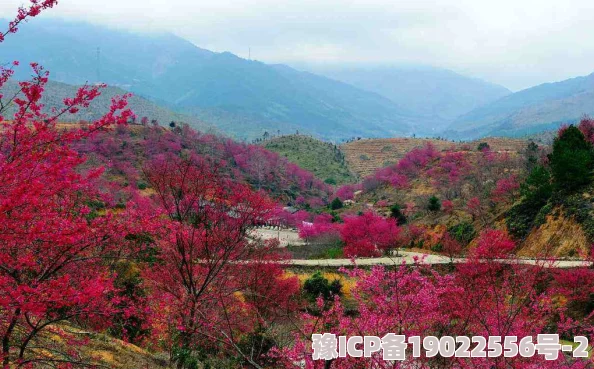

[287,251,592,268]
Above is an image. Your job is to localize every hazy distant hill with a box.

[446,72,594,139]
[0,80,212,131]
[301,64,511,132]
[0,19,422,141]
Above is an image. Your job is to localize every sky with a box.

[2,0,594,91]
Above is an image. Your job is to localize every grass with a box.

[264,135,358,185]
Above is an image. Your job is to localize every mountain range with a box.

[445,72,594,139]
[298,64,511,132]
[1,18,594,140]
[0,19,417,141]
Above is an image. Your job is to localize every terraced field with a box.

[341,137,530,177]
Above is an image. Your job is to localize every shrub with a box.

[534,203,553,227]
[477,142,490,151]
[427,196,441,211]
[325,246,344,259]
[330,197,343,210]
[431,243,443,252]
[324,178,337,185]
[390,204,407,225]
[447,222,476,245]
[303,272,342,301]
[506,201,542,239]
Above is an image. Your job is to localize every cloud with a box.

[2,0,594,90]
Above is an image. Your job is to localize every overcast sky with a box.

[2,0,594,90]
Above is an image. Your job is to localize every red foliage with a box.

[0,3,137,365]
[578,117,594,145]
[396,143,440,175]
[466,196,483,221]
[442,199,454,214]
[279,238,594,368]
[341,212,400,257]
[335,183,360,201]
[142,153,299,364]
[76,125,332,207]
[298,213,338,240]
[470,229,516,260]
[492,174,520,203]
[426,150,471,188]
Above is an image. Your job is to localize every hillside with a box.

[0,80,213,131]
[305,64,511,133]
[75,124,333,206]
[263,135,358,185]
[0,19,422,141]
[447,72,594,139]
[340,137,528,177]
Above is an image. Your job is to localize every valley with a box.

[2,2,594,368]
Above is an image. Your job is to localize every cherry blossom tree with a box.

[340,212,400,257]
[0,2,140,366]
[142,153,298,368]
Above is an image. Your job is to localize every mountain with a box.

[446,72,594,139]
[0,80,212,131]
[298,64,511,132]
[0,19,422,141]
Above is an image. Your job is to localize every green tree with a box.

[549,125,594,191]
[507,165,554,238]
[390,204,407,225]
[330,197,344,210]
[447,222,476,245]
[303,272,342,301]
[524,141,540,172]
[520,165,553,206]
[427,196,441,211]
[477,142,490,151]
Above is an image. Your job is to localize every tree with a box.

[549,125,594,191]
[447,222,476,245]
[143,153,297,368]
[441,199,454,214]
[329,197,343,210]
[492,174,520,203]
[521,165,553,206]
[427,195,441,211]
[340,212,400,257]
[303,272,342,302]
[466,196,484,222]
[0,2,141,366]
[389,204,407,225]
[277,232,594,369]
[524,140,540,172]
[477,142,490,151]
